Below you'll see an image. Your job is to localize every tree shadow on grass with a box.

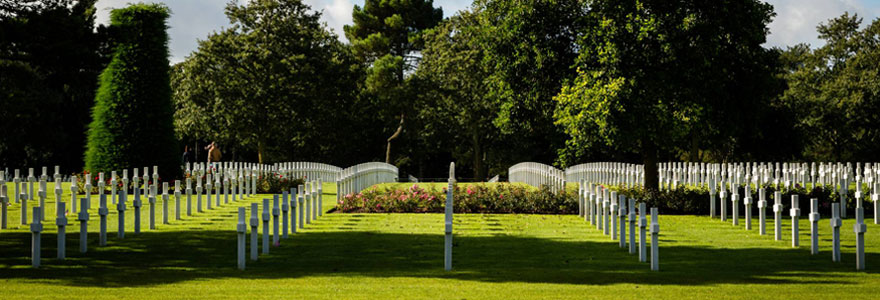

[0,227,876,288]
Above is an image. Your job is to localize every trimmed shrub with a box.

[256,173,305,194]
[84,3,179,179]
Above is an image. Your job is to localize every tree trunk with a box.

[643,140,659,192]
[472,133,484,181]
[257,141,264,165]
[688,134,699,162]
[385,114,405,164]
[195,141,199,162]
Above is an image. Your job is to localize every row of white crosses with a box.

[187,161,264,197]
[3,160,337,269]
[186,161,267,215]
[707,177,870,270]
[236,179,325,270]
[336,162,399,202]
[508,162,566,192]
[0,167,56,227]
[666,161,880,222]
[0,167,68,230]
[13,163,262,268]
[274,162,342,182]
[576,179,660,271]
[565,162,645,189]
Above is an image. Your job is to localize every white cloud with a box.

[763,0,875,48]
[304,0,354,40]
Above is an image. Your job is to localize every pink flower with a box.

[466,188,473,195]
[499,194,504,199]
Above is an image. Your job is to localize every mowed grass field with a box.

[1,182,880,299]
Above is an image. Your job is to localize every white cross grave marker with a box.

[831,203,841,262]
[809,198,820,255]
[791,195,800,247]
[31,207,42,268]
[56,202,67,259]
[445,162,455,271]
[650,207,660,271]
[237,207,246,270]
[262,198,270,254]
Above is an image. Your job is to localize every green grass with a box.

[1,182,880,299]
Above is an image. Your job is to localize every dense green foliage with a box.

[344,0,443,165]
[84,3,179,179]
[172,0,371,165]
[417,11,495,180]
[475,0,586,167]
[0,0,108,171]
[554,0,781,190]
[0,61,63,166]
[781,13,880,162]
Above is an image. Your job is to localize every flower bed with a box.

[336,183,577,214]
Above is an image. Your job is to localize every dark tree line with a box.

[0,0,109,172]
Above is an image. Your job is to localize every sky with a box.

[93,0,880,64]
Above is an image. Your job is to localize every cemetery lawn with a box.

[1,183,880,299]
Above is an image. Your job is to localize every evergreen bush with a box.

[85,3,179,179]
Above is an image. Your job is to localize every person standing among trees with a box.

[182,145,193,165]
[205,142,222,167]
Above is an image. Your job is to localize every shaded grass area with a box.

[0,183,880,299]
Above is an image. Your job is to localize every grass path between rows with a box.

[1,182,880,299]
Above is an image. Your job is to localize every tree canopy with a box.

[6,0,880,181]
[344,0,443,165]
[0,0,108,171]
[554,0,779,190]
[781,13,880,162]
[173,0,372,166]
